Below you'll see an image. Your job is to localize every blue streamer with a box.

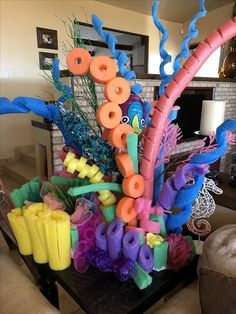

[172,0,207,76]
[0,97,74,147]
[152,1,172,96]
[191,119,236,165]
[92,15,142,95]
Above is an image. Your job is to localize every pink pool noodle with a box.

[140,17,236,199]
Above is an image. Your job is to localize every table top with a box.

[32,256,198,314]
[213,172,236,210]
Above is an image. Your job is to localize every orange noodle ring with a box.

[104,77,131,104]
[96,102,122,129]
[108,124,134,148]
[90,56,117,84]
[116,197,136,223]
[66,48,92,76]
[115,153,135,178]
[122,174,145,198]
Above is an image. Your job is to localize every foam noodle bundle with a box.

[43,210,71,270]
[7,208,32,255]
[23,203,50,263]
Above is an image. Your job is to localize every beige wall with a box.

[182,3,234,41]
[0,0,183,159]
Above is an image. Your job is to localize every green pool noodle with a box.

[19,185,29,202]
[10,189,24,208]
[102,205,116,223]
[139,233,145,245]
[150,214,167,237]
[133,262,152,290]
[153,241,168,271]
[68,183,123,197]
[127,133,139,174]
[185,235,196,260]
[70,227,79,250]
[51,176,88,186]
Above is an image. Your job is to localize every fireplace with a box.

[155,87,214,140]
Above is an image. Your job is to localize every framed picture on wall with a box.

[39,52,58,70]
[36,27,58,50]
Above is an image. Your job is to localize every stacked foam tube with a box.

[63,152,116,209]
[94,219,154,289]
[7,203,71,270]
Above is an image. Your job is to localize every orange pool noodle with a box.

[116,197,136,223]
[90,56,117,84]
[128,217,138,227]
[96,102,122,129]
[109,124,134,148]
[122,174,145,198]
[115,153,135,178]
[104,77,131,104]
[66,48,92,76]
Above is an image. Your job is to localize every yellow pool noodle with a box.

[23,203,50,264]
[43,210,71,271]
[7,208,32,255]
[63,152,116,208]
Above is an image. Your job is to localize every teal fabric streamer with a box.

[152,0,172,96]
[52,58,73,100]
[92,15,142,95]
[172,0,207,76]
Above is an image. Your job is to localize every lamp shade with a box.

[200,100,225,135]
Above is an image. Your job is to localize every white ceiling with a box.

[95,0,235,23]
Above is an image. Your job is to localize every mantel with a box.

[60,69,236,82]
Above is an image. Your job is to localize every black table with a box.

[22,254,198,314]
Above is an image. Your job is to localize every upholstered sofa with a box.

[0,248,59,314]
[198,224,236,314]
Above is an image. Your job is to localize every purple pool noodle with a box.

[95,222,107,251]
[122,230,140,261]
[107,219,124,260]
[138,244,154,273]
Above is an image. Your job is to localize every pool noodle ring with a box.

[116,197,137,223]
[115,153,135,178]
[108,124,134,148]
[96,102,122,129]
[104,77,131,104]
[90,56,117,84]
[122,174,145,198]
[66,48,92,76]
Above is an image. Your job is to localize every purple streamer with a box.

[83,227,96,242]
[138,244,154,273]
[107,219,124,260]
[95,222,108,252]
[113,257,137,282]
[122,230,140,261]
[86,248,113,272]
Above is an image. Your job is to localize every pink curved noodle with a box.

[140,17,236,199]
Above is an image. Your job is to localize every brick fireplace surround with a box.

[32,74,236,179]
